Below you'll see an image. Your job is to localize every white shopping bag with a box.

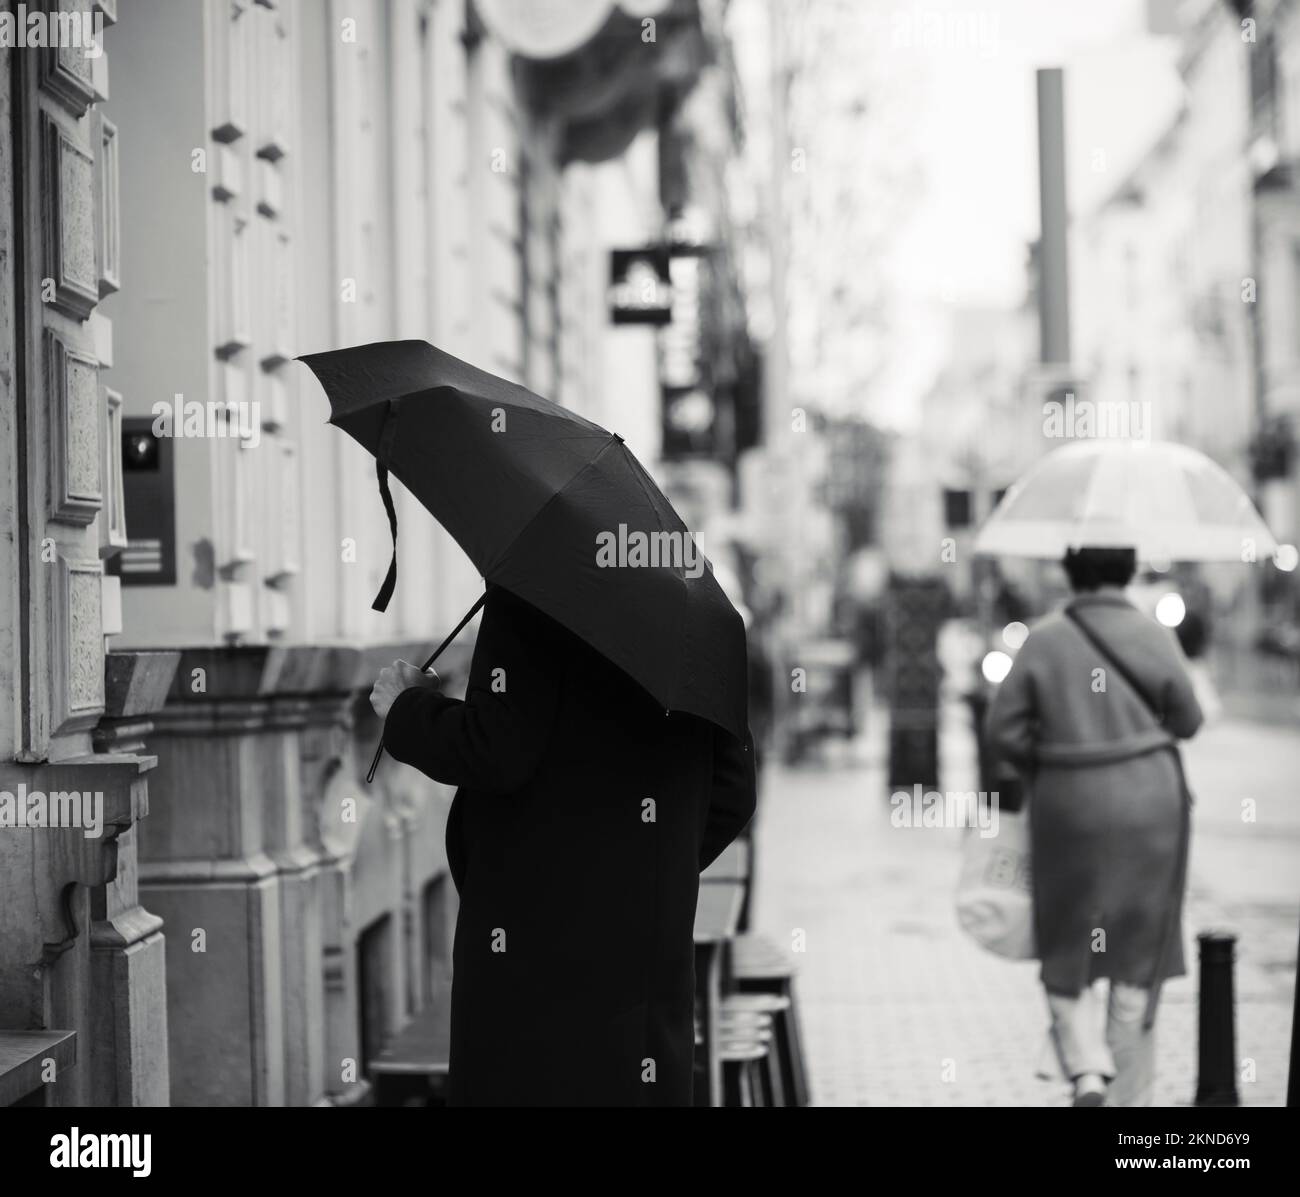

[955,811,1036,959]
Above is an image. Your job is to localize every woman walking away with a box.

[985,547,1203,1107]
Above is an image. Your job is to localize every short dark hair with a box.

[1061,546,1137,592]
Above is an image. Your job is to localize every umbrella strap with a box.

[371,401,403,613]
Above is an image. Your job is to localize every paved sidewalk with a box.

[750,702,1299,1106]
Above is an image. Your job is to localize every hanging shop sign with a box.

[661,385,717,458]
[659,248,722,458]
[659,251,704,389]
[608,246,673,325]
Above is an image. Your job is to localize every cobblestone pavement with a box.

[750,701,1300,1107]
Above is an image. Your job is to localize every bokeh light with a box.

[981,650,1013,684]
[1002,621,1029,650]
[1155,593,1186,628]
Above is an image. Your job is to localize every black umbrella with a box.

[296,340,748,780]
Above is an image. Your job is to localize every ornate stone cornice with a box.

[150,640,473,736]
[94,650,181,755]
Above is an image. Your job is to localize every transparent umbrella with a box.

[973,439,1277,563]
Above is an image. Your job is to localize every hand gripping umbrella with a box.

[296,340,748,782]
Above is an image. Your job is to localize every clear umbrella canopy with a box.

[974,440,1278,564]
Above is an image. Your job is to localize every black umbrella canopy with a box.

[297,339,748,742]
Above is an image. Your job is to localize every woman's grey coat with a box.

[985,589,1203,996]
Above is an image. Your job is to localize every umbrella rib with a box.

[491,436,696,719]
[483,437,691,717]
[622,450,691,710]
[481,433,624,577]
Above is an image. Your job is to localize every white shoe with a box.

[1073,1073,1107,1107]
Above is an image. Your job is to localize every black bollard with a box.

[1288,916,1299,1108]
[1195,931,1239,1107]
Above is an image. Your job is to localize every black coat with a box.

[383,586,756,1106]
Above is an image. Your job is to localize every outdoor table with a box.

[368,978,453,1106]
[693,879,745,1107]
[0,1029,76,1106]
[700,840,749,885]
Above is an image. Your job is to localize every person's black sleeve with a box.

[381,590,561,794]
[700,725,757,870]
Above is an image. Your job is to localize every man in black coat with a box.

[370,585,757,1106]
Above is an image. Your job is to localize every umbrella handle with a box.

[366,590,489,784]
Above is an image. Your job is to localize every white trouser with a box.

[1046,980,1155,1107]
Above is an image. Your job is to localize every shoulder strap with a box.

[1063,604,1163,727]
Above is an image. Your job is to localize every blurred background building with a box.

[881,0,1300,735]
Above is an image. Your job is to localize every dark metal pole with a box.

[1035,67,1071,368]
[1195,930,1240,1106]
[1287,914,1299,1106]
[1034,66,1079,436]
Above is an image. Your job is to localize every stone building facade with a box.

[2,0,720,1106]
[0,0,175,1108]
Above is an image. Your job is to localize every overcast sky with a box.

[727,0,1190,427]
[889,0,1184,308]
[875,0,1187,426]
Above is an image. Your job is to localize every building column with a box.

[308,641,457,1104]
[87,650,181,1107]
[0,755,165,1107]
[139,648,294,1106]
[138,639,455,1106]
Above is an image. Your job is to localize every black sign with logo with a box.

[608,247,672,325]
